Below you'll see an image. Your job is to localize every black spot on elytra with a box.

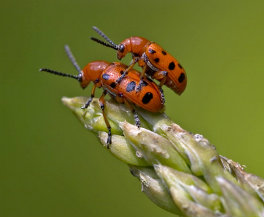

[178,63,183,69]
[162,51,167,55]
[168,62,175,70]
[149,48,156,54]
[154,58,160,63]
[120,70,124,75]
[102,73,110,80]
[178,73,185,83]
[110,82,117,88]
[142,92,153,104]
[126,81,136,92]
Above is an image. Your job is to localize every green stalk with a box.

[62,97,264,217]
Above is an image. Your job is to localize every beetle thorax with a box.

[81,61,110,88]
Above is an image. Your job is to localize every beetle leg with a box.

[136,65,147,92]
[81,84,97,109]
[158,87,165,105]
[99,90,112,148]
[115,57,139,84]
[123,98,141,128]
[153,70,168,88]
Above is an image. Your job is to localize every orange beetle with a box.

[40,45,164,146]
[91,26,187,94]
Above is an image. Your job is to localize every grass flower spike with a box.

[62,96,264,217]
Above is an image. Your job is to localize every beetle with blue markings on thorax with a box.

[40,45,164,147]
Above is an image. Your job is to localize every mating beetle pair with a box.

[40,27,187,147]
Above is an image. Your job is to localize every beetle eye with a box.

[77,73,83,82]
[119,44,125,53]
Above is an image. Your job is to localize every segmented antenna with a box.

[92,26,118,49]
[90,37,118,50]
[64,45,82,74]
[40,68,79,80]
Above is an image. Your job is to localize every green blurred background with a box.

[1,0,264,216]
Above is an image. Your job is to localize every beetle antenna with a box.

[40,68,80,81]
[90,37,118,50]
[64,45,82,75]
[92,26,119,49]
